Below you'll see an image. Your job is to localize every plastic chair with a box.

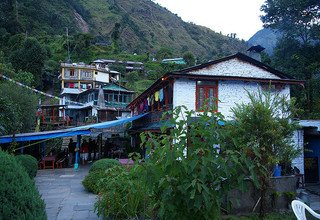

[291,200,320,220]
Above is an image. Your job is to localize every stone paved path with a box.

[305,184,320,211]
[35,165,101,220]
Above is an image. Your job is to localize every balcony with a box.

[93,100,129,109]
[63,73,79,80]
[61,63,95,69]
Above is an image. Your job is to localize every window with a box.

[70,69,75,77]
[261,83,284,92]
[196,81,218,111]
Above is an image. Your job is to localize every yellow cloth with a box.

[154,91,159,101]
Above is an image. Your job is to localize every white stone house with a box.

[129,52,302,119]
[128,52,305,170]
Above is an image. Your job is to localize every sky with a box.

[153,0,266,40]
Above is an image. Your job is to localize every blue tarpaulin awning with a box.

[0,113,148,144]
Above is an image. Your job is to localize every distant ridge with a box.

[247,28,282,55]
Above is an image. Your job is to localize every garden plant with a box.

[0,150,46,219]
[15,154,38,178]
[227,90,300,217]
[139,106,250,219]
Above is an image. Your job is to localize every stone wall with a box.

[173,78,290,119]
[227,176,298,214]
[188,59,281,79]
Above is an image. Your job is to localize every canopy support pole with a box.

[74,135,81,170]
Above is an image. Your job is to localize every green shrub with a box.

[89,159,120,173]
[0,150,46,219]
[82,171,108,194]
[95,165,150,219]
[15,154,38,178]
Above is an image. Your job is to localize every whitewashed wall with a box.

[95,72,110,83]
[292,129,305,174]
[189,59,281,79]
[173,79,290,119]
[219,81,259,118]
[173,78,196,110]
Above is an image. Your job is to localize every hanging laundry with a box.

[147,97,150,106]
[134,106,138,115]
[139,102,144,112]
[143,99,148,111]
[155,91,159,102]
[150,95,154,105]
[159,88,164,101]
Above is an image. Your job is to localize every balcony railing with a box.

[61,63,95,69]
[63,73,79,79]
[94,100,129,109]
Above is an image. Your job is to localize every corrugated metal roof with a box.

[299,120,320,131]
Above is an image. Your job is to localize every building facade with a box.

[129,53,302,125]
[51,62,134,126]
[128,52,304,166]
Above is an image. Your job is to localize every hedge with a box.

[15,154,38,178]
[89,159,120,173]
[0,150,46,219]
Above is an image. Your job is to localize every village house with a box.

[162,58,186,65]
[92,59,144,73]
[39,61,134,127]
[127,50,309,180]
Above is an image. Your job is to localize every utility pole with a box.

[118,73,120,117]
[66,27,71,63]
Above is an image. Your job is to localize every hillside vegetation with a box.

[1,0,247,60]
[0,0,249,135]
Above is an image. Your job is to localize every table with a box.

[40,156,56,169]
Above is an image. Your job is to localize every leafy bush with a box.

[0,150,46,219]
[95,165,150,219]
[139,106,249,219]
[89,159,120,173]
[95,165,151,219]
[15,154,38,178]
[82,171,108,194]
[228,90,299,216]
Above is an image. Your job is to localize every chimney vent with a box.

[247,45,265,62]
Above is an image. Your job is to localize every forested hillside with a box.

[0,0,249,135]
[0,0,247,59]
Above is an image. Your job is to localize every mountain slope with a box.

[4,0,247,59]
[248,28,282,55]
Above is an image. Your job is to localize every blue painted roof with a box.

[0,113,147,144]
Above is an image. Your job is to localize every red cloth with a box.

[80,143,89,153]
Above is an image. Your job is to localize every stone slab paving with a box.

[35,165,102,220]
[305,184,320,212]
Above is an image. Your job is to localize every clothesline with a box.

[0,73,84,106]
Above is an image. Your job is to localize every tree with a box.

[0,81,38,135]
[227,90,300,217]
[183,51,195,66]
[270,37,320,117]
[261,0,320,44]
[10,37,48,88]
[261,0,320,118]
[155,47,173,60]
[0,0,22,34]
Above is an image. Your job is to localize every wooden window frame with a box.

[195,81,218,112]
